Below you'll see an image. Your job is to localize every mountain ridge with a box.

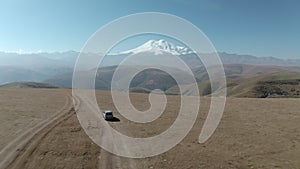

[1,39,299,85]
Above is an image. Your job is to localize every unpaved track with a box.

[0,91,72,169]
[74,91,136,169]
[0,91,74,169]
[3,91,129,169]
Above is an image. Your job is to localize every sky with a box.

[0,0,299,59]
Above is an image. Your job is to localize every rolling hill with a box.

[44,64,300,98]
[44,66,191,91]
[227,72,300,98]
[0,66,47,85]
[0,82,59,89]
[167,72,300,98]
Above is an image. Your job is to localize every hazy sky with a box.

[0,0,299,59]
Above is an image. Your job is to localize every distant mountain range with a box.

[1,39,300,97]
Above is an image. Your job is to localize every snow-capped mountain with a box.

[119,39,194,55]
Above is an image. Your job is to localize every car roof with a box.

[104,110,112,113]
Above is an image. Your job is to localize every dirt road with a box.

[1,89,134,169]
[0,89,74,169]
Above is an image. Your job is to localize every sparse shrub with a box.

[255,85,287,98]
[202,84,212,95]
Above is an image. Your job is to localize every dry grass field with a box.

[0,89,299,169]
[0,89,68,150]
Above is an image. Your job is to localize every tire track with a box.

[79,94,136,169]
[0,91,76,169]
[2,90,135,169]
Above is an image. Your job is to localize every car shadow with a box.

[106,117,120,122]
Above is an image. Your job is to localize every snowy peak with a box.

[120,39,193,55]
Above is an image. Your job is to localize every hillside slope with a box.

[0,82,59,89]
[167,72,300,98]
[44,64,300,97]
[228,72,300,98]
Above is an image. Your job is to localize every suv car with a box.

[102,110,114,120]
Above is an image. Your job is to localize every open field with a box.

[0,89,68,150]
[0,89,73,168]
[0,89,299,168]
